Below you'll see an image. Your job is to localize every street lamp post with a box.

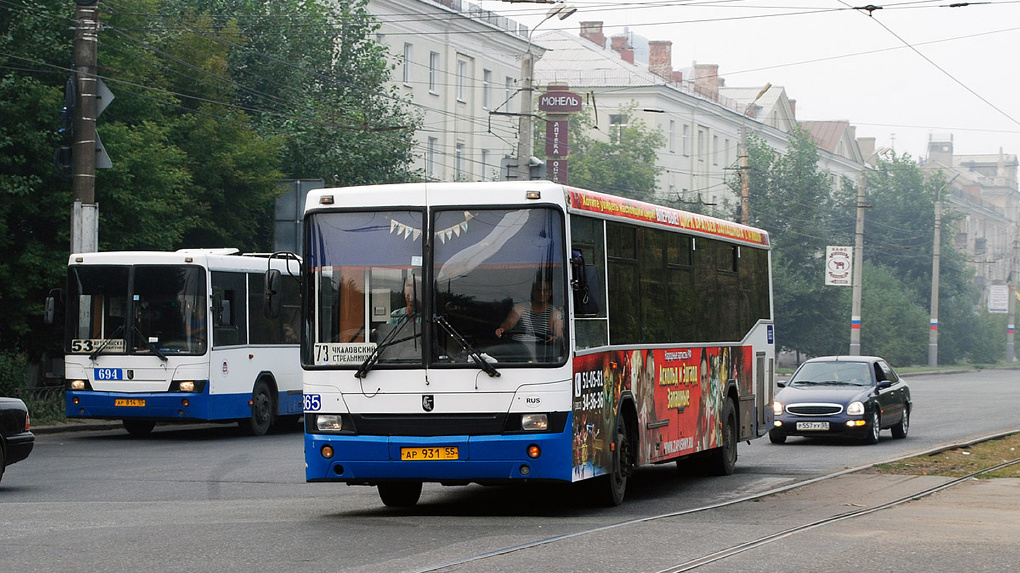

[928,173,959,367]
[739,83,770,225]
[517,3,576,181]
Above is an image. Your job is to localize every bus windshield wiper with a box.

[133,326,168,362]
[355,312,419,379]
[89,325,125,361]
[434,314,500,378]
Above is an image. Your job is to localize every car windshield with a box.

[789,361,871,386]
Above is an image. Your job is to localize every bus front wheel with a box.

[600,413,632,506]
[239,380,275,436]
[378,481,423,507]
[123,419,155,437]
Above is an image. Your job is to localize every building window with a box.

[455,143,465,179]
[482,69,492,110]
[427,137,437,178]
[505,76,514,113]
[724,138,730,165]
[481,149,490,181]
[429,51,440,94]
[669,119,675,153]
[609,113,627,143]
[457,59,468,102]
[402,43,412,85]
[697,128,706,162]
[712,134,719,165]
[682,124,689,156]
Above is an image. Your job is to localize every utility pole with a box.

[849,171,865,356]
[1008,235,1018,362]
[515,3,575,181]
[72,0,100,253]
[928,174,958,367]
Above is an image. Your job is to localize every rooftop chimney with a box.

[610,35,634,64]
[694,63,719,99]
[579,21,606,49]
[648,40,673,81]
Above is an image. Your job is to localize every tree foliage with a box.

[0,0,418,361]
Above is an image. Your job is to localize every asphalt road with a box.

[2,368,1017,572]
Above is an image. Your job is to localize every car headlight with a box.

[847,401,865,416]
[772,401,783,416]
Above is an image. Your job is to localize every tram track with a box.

[413,430,1020,573]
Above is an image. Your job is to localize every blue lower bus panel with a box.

[306,423,575,484]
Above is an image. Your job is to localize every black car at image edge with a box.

[1,396,34,484]
[770,356,911,445]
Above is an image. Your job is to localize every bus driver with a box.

[495,275,564,344]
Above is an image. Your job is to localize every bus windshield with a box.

[305,207,566,368]
[67,265,207,356]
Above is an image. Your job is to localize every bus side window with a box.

[571,249,602,316]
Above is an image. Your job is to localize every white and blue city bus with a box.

[62,249,301,436]
[292,181,774,506]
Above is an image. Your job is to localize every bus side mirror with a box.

[264,269,281,319]
[570,252,601,316]
[44,288,64,325]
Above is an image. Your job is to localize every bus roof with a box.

[304,181,770,249]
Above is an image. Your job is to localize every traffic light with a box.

[53,146,72,180]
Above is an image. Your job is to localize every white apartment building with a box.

[367,0,539,182]
[530,22,865,215]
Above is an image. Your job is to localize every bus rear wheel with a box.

[378,481,423,507]
[705,399,737,476]
[123,419,155,437]
[239,380,275,436]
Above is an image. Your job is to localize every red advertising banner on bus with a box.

[566,188,769,247]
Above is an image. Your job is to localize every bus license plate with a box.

[115,399,146,407]
[796,421,829,431]
[94,368,124,380]
[400,447,458,461]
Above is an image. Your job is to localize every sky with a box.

[479,0,1020,162]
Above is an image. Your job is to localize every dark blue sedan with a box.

[1,396,34,484]
[770,356,911,445]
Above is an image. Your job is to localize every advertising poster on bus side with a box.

[572,345,752,480]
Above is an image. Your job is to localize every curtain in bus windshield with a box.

[433,208,566,366]
[67,265,206,355]
[307,211,425,367]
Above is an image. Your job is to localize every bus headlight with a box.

[521,413,548,431]
[178,381,195,392]
[316,414,344,432]
[70,380,86,391]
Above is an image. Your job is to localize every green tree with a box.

[739,128,854,357]
[0,0,419,366]
[565,103,664,201]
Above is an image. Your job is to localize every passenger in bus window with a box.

[495,275,563,343]
[389,275,420,323]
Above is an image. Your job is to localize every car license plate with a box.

[400,446,458,461]
[94,368,124,380]
[796,421,829,431]
[114,399,146,407]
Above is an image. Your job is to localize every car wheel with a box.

[378,481,423,507]
[891,405,909,439]
[705,400,738,475]
[862,410,880,445]
[123,419,155,437]
[769,430,787,444]
[239,380,275,436]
